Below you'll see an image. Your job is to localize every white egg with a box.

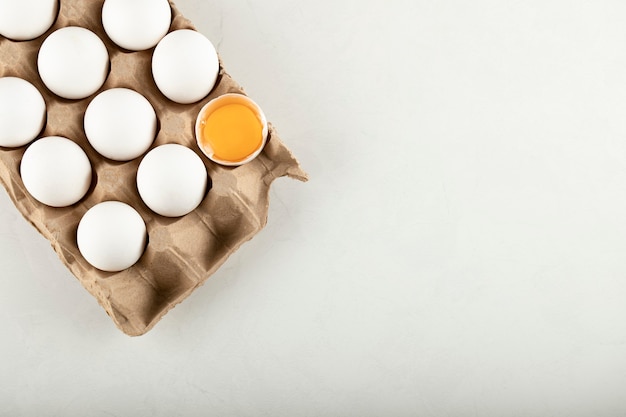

[137,144,208,217]
[152,29,219,104]
[0,77,46,148]
[102,0,172,51]
[20,136,92,207]
[38,27,110,100]
[77,201,147,272]
[84,88,157,161]
[0,0,58,41]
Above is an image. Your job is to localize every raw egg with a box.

[38,26,109,100]
[151,29,219,104]
[137,144,208,217]
[195,93,268,166]
[0,0,58,41]
[102,0,172,51]
[84,88,157,161]
[77,201,147,272]
[0,77,46,148]
[20,136,92,207]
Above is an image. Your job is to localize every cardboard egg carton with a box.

[0,0,307,336]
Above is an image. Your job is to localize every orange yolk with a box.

[200,103,264,163]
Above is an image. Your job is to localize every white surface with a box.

[3,0,626,415]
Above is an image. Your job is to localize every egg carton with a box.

[0,0,307,336]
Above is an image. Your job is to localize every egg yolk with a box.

[200,102,264,163]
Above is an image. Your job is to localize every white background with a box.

[3,0,626,415]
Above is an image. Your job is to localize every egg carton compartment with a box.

[0,0,306,336]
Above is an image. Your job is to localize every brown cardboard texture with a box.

[0,0,307,336]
